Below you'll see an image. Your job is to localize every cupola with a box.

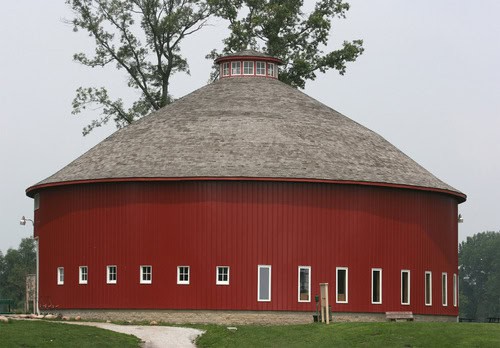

[215,49,283,79]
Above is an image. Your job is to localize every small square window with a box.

[231,61,241,75]
[79,266,88,284]
[107,265,117,284]
[243,61,254,75]
[178,266,190,285]
[57,267,64,285]
[256,61,266,75]
[216,266,230,285]
[140,265,152,284]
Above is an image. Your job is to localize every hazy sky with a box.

[1,1,499,253]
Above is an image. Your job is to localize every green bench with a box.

[0,299,14,314]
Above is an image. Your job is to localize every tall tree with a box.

[209,0,364,88]
[67,0,218,135]
[459,231,500,320]
[0,238,36,309]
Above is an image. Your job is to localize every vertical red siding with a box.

[36,181,459,316]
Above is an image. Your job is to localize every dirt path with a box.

[63,321,204,348]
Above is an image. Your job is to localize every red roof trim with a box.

[215,56,283,65]
[26,177,467,202]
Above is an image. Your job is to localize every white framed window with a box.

[177,266,190,285]
[442,272,448,306]
[216,266,230,285]
[256,61,266,75]
[222,62,230,76]
[258,265,271,302]
[298,266,311,302]
[79,266,88,285]
[267,63,275,77]
[401,270,410,305]
[34,193,40,210]
[336,267,348,303]
[243,61,254,75]
[425,271,432,306]
[57,267,64,285]
[107,265,117,284]
[453,273,458,307]
[140,265,152,284]
[371,268,382,304]
[231,61,241,75]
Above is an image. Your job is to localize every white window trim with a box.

[231,61,241,75]
[177,266,190,285]
[79,266,88,285]
[243,61,254,75]
[57,267,64,285]
[216,266,230,285]
[336,267,349,304]
[222,62,230,77]
[298,266,311,303]
[256,61,266,76]
[425,271,432,306]
[268,63,275,77]
[453,273,457,307]
[371,268,382,304]
[140,265,152,284]
[107,265,117,284]
[257,265,271,302]
[442,272,448,306]
[401,270,410,305]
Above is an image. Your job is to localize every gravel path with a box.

[63,321,204,348]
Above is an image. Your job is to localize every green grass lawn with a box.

[0,320,141,348]
[195,322,500,348]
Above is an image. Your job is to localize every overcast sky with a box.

[1,1,499,253]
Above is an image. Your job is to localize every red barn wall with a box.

[34,180,459,316]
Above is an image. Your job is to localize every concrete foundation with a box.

[51,309,458,325]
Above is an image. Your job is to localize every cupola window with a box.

[256,61,266,75]
[267,63,275,77]
[231,61,241,75]
[222,62,230,77]
[243,61,254,75]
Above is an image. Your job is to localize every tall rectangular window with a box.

[177,266,190,285]
[258,265,271,302]
[222,62,230,76]
[34,193,40,210]
[336,267,348,303]
[256,61,266,75]
[107,265,117,284]
[425,271,432,306]
[79,266,88,285]
[372,268,382,304]
[298,266,311,302]
[442,272,448,306]
[140,265,152,284]
[57,267,64,285]
[216,266,230,285]
[231,61,241,75]
[267,63,275,77]
[401,270,410,305]
[453,273,457,307]
[243,61,254,75]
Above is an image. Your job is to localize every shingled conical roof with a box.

[28,56,464,201]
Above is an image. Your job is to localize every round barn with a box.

[26,50,466,323]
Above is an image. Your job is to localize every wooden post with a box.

[320,283,329,324]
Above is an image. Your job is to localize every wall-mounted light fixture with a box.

[20,216,34,226]
[458,214,464,223]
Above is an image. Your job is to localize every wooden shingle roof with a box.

[29,77,464,200]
